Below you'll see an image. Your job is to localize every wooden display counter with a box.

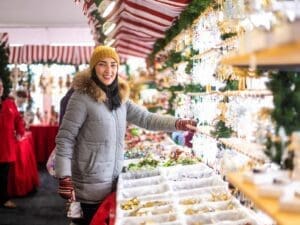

[227,172,300,225]
[221,19,300,69]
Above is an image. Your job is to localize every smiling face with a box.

[94,57,118,86]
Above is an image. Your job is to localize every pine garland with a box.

[0,42,11,99]
[210,120,233,138]
[26,65,34,110]
[265,71,300,164]
[266,71,300,135]
[149,0,214,63]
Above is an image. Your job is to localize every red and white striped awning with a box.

[101,0,191,59]
[9,45,94,65]
[81,0,191,59]
[0,33,9,48]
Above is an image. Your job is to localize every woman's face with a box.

[0,80,3,97]
[94,57,118,86]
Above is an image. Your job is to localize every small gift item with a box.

[67,191,83,219]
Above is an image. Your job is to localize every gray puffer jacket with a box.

[55,70,177,204]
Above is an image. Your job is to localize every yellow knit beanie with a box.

[89,45,120,70]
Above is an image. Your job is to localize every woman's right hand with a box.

[58,177,74,200]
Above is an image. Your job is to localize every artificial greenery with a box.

[90,10,106,44]
[149,0,214,63]
[265,71,300,164]
[210,120,233,138]
[26,65,34,110]
[210,96,233,138]
[0,42,11,99]
[94,0,102,6]
[165,85,184,115]
[185,47,200,75]
[158,46,199,75]
[265,135,282,165]
[266,71,300,135]
[160,51,185,71]
[184,83,204,93]
[220,32,237,41]
[219,78,239,92]
[156,83,204,115]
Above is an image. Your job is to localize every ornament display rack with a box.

[187,89,272,163]
[186,89,272,97]
[221,19,300,69]
[195,125,268,163]
[227,172,300,225]
[153,6,300,225]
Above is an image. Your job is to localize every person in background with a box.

[0,77,25,208]
[49,105,59,125]
[55,46,197,225]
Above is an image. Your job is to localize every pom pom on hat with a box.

[89,46,120,70]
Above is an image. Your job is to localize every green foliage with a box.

[265,71,300,164]
[266,71,300,135]
[26,65,34,110]
[0,43,11,99]
[220,32,237,41]
[157,83,204,115]
[184,83,204,93]
[94,0,102,6]
[219,79,239,92]
[159,51,184,71]
[185,48,200,75]
[210,120,233,139]
[149,0,214,63]
[265,135,282,165]
[185,59,194,75]
[91,10,106,44]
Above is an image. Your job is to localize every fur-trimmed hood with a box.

[72,69,130,103]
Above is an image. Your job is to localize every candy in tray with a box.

[115,213,179,225]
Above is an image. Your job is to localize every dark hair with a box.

[16,90,28,98]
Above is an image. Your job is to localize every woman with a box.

[55,46,196,224]
[0,77,25,208]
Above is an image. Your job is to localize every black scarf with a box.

[91,70,121,111]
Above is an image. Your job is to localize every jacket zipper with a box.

[112,110,118,180]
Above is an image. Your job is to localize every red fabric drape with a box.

[8,132,39,197]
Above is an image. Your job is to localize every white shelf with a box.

[219,137,268,163]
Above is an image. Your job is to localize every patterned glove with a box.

[58,177,74,200]
[175,119,197,133]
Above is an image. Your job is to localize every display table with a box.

[227,172,300,225]
[8,132,40,197]
[29,125,59,163]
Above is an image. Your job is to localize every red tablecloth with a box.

[29,125,59,163]
[8,132,40,197]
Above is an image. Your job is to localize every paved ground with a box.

[0,166,69,225]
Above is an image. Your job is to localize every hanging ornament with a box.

[224,0,245,20]
[238,77,246,90]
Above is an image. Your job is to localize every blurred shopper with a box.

[55,46,197,224]
[0,77,25,208]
